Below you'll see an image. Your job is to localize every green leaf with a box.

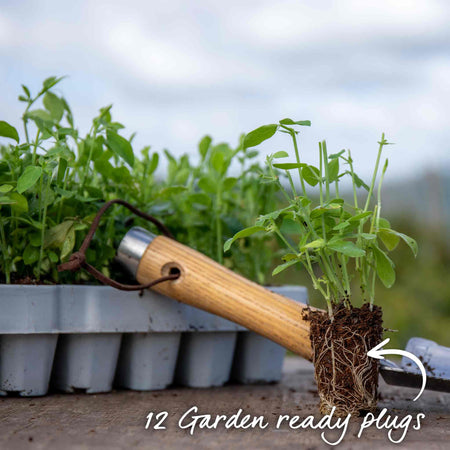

[9,192,28,214]
[43,92,64,121]
[0,196,15,205]
[361,233,377,241]
[329,150,345,159]
[245,150,259,159]
[273,162,306,170]
[48,251,59,263]
[46,145,72,160]
[379,228,418,257]
[256,205,293,224]
[174,168,190,185]
[198,176,217,194]
[57,158,67,184]
[378,218,391,229]
[303,238,325,249]
[272,259,300,276]
[57,127,78,139]
[280,218,303,235]
[23,244,39,265]
[44,221,74,249]
[159,186,188,198]
[327,240,365,257]
[350,172,369,191]
[223,177,237,190]
[0,184,13,193]
[0,121,19,143]
[348,211,372,223]
[310,203,342,219]
[26,109,53,122]
[199,135,212,159]
[302,165,320,186]
[372,245,395,288]
[279,119,311,126]
[188,193,211,207]
[148,152,159,175]
[328,158,339,182]
[224,226,266,252]
[54,187,75,198]
[17,166,42,193]
[106,130,135,167]
[378,229,400,251]
[42,75,64,91]
[30,232,42,247]
[61,228,76,260]
[21,84,31,98]
[282,252,299,262]
[211,149,224,173]
[94,158,113,178]
[333,221,350,231]
[243,124,278,149]
[273,151,289,158]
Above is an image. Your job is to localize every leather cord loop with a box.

[57,199,179,291]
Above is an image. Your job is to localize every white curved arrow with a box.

[367,337,427,401]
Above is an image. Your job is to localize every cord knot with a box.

[57,251,86,272]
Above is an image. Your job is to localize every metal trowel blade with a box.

[380,359,450,393]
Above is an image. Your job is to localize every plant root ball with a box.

[304,303,383,417]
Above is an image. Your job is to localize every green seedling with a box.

[225,120,418,316]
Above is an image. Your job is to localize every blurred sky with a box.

[1,0,449,180]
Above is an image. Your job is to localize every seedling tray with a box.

[0,284,307,396]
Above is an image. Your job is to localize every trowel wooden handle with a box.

[136,235,314,360]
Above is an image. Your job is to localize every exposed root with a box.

[304,303,383,417]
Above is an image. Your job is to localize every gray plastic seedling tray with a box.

[0,284,307,396]
[231,286,307,384]
[116,332,181,391]
[175,331,238,387]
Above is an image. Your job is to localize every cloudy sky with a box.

[1,0,449,180]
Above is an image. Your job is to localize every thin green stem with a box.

[364,133,386,212]
[319,142,323,205]
[268,159,292,203]
[286,170,297,197]
[81,131,97,192]
[322,140,330,201]
[340,254,351,297]
[0,216,10,283]
[215,185,223,264]
[321,250,345,299]
[32,129,40,165]
[347,151,358,210]
[291,132,306,195]
[305,251,332,316]
[38,169,44,222]
[37,172,52,281]
[272,222,297,254]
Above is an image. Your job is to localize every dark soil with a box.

[304,303,383,417]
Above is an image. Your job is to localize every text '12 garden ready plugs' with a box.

[226,120,418,416]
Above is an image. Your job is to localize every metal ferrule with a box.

[116,227,156,278]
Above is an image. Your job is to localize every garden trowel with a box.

[115,226,314,360]
[116,226,450,394]
[379,339,450,394]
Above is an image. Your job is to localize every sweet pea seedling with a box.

[225,120,418,316]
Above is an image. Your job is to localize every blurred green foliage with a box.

[0,77,278,285]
